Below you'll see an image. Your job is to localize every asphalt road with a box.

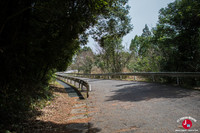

[78,78,200,133]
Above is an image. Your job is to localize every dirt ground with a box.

[22,82,90,133]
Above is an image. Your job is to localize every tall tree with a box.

[97,35,132,73]
[154,0,200,72]
[91,0,133,73]
[142,24,151,37]
[129,25,161,72]
[92,0,133,45]
[97,37,131,73]
[71,47,94,74]
[0,0,132,129]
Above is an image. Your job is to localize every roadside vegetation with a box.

[1,81,80,132]
[0,0,132,131]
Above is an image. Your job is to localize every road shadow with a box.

[20,120,101,133]
[107,83,198,102]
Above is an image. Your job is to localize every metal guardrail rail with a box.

[56,73,91,98]
[64,72,200,85]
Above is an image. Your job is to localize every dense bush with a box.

[0,0,131,130]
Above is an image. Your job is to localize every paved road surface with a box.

[79,78,200,133]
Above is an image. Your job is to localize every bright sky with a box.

[87,0,175,52]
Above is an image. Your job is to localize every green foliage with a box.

[71,47,94,74]
[129,25,161,72]
[142,24,151,37]
[128,0,200,86]
[154,0,200,72]
[0,0,131,130]
[92,0,133,44]
[152,0,200,85]
[95,36,132,73]
[129,35,140,55]
[89,0,133,73]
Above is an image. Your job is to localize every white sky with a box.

[87,0,175,52]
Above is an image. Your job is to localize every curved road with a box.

[76,78,200,133]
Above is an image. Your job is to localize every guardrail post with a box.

[89,84,92,92]
[134,76,136,81]
[87,88,89,98]
[152,75,155,82]
[177,77,179,85]
[81,83,83,91]
[79,81,81,89]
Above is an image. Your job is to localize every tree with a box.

[154,0,200,72]
[95,36,132,73]
[152,0,200,85]
[130,25,152,57]
[142,24,151,37]
[129,35,140,56]
[72,47,94,74]
[0,0,132,129]
[92,0,133,45]
[129,25,161,72]
[90,0,133,73]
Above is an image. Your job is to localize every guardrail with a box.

[56,73,91,98]
[63,72,200,85]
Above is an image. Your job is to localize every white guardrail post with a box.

[89,84,92,92]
